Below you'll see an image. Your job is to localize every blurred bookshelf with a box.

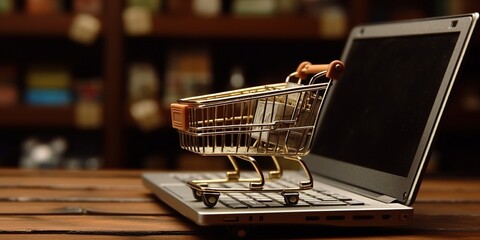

[0,0,478,175]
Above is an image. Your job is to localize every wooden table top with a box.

[0,169,478,239]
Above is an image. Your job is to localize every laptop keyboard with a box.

[173,173,365,209]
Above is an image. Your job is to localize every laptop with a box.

[143,13,478,227]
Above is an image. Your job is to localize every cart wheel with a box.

[191,183,208,201]
[202,192,220,208]
[191,188,203,201]
[282,192,299,206]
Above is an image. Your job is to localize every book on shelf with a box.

[25,65,72,106]
[232,0,277,16]
[74,78,103,128]
[230,0,315,17]
[75,78,102,102]
[73,0,103,14]
[126,0,162,12]
[25,89,71,106]
[25,0,63,15]
[163,48,213,109]
[165,0,192,15]
[0,0,14,14]
[128,62,164,131]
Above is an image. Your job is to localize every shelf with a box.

[0,105,75,127]
[148,15,339,39]
[0,14,104,37]
[0,14,74,36]
[0,14,339,40]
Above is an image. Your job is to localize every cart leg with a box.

[268,156,283,179]
[237,155,265,190]
[297,158,313,189]
[226,155,240,181]
[285,156,313,189]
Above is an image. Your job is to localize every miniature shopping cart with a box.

[171,60,344,208]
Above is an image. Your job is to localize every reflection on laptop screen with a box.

[313,33,459,177]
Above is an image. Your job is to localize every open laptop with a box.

[143,13,478,227]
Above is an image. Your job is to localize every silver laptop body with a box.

[143,13,478,227]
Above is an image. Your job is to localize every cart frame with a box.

[171,60,344,207]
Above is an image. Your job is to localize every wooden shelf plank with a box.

[0,14,336,40]
[0,14,104,37]
[0,105,75,127]
[148,15,331,39]
[0,14,75,36]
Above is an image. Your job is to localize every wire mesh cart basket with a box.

[170,60,344,208]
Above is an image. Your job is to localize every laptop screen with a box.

[312,32,459,177]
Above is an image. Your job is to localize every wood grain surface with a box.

[0,169,478,239]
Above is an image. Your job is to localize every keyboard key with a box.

[247,193,266,201]
[243,200,267,208]
[263,193,284,201]
[228,203,249,209]
[301,197,318,202]
[220,200,239,205]
[321,191,335,196]
[330,195,352,201]
[317,196,338,201]
[219,195,235,200]
[255,198,274,202]
[264,202,285,207]
[266,182,284,188]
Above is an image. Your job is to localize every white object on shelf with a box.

[123,6,153,36]
[68,13,102,45]
[192,0,221,17]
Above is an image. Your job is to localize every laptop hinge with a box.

[376,195,398,204]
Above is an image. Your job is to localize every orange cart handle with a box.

[296,60,344,80]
